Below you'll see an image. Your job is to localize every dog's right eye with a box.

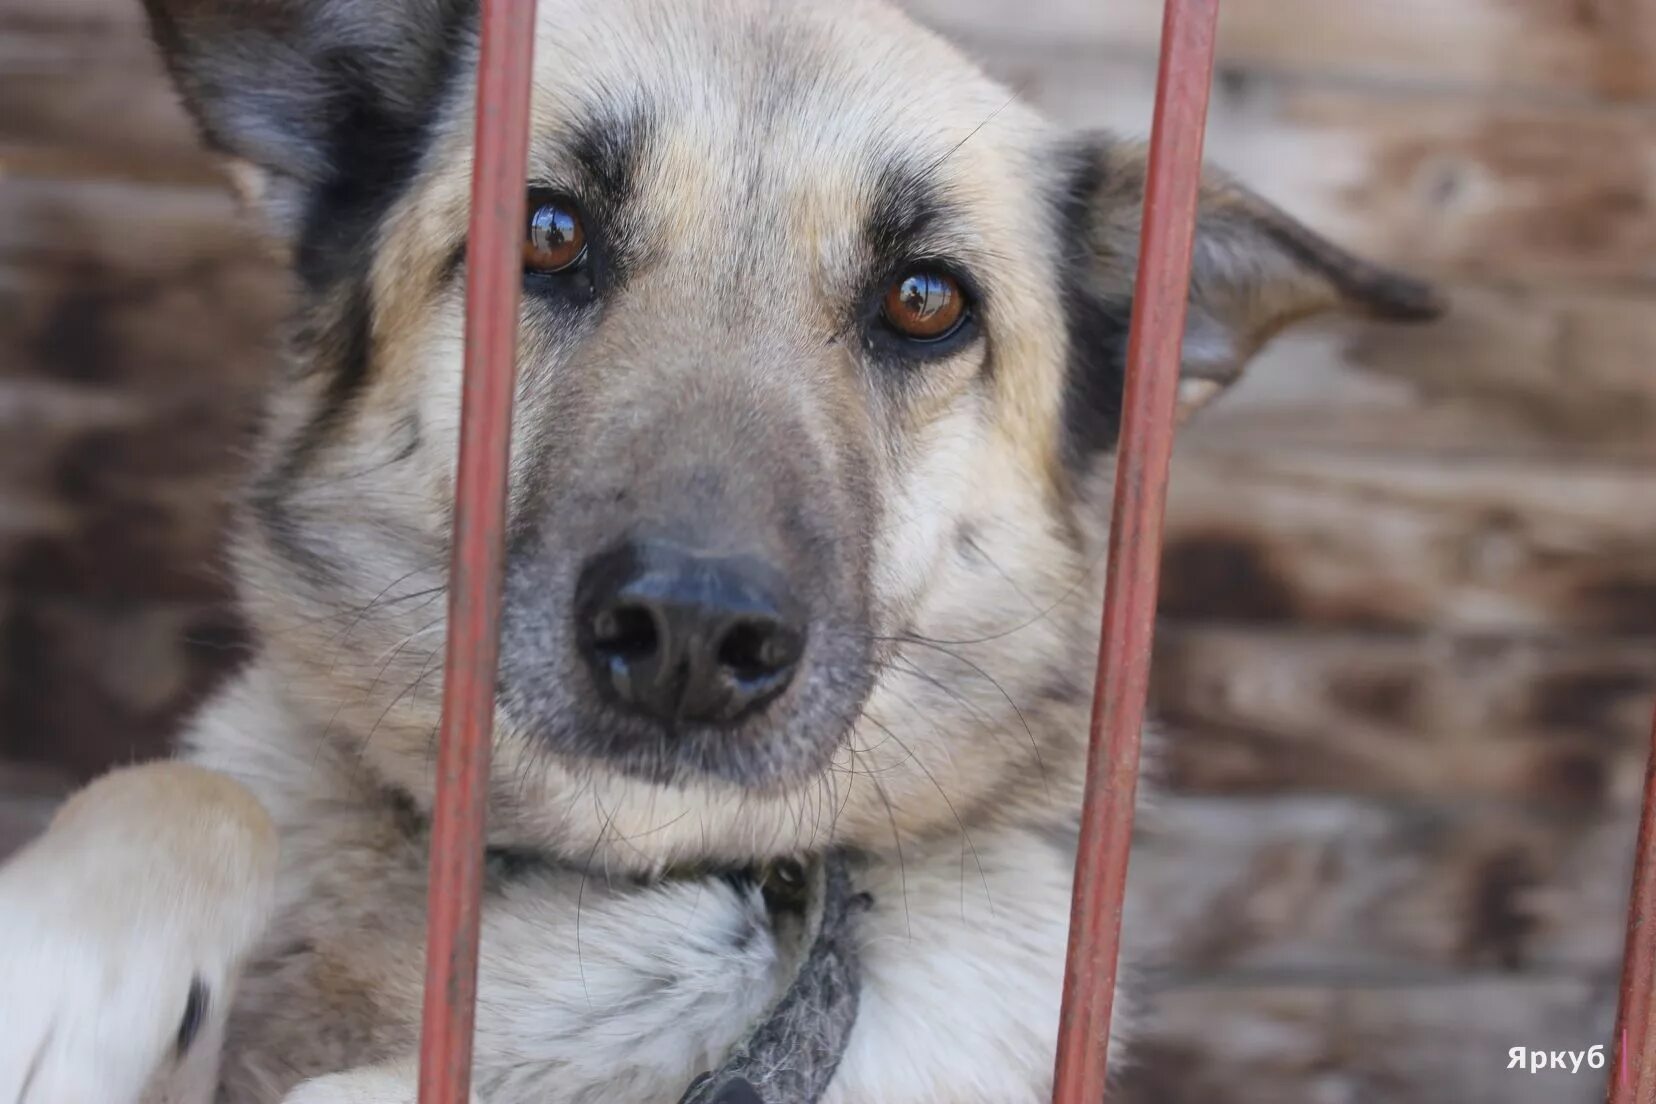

[882,269,966,341]
[524,197,587,274]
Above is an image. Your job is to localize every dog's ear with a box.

[1057,136,1444,465]
[141,0,471,261]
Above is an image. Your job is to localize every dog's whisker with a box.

[880,635,1049,798]
[574,793,619,1012]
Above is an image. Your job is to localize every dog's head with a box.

[147,0,1439,866]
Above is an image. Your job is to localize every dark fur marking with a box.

[568,107,652,225]
[485,845,556,883]
[246,483,342,587]
[272,287,376,526]
[1060,293,1131,461]
[863,163,948,283]
[290,0,479,294]
[720,867,761,897]
[866,163,944,248]
[557,103,658,296]
[438,103,655,295]
[384,783,429,838]
[1054,142,1130,467]
[286,3,477,452]
[391,413,422,463]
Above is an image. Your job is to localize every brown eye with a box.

[524,199,586,273]
[881,269,967,341]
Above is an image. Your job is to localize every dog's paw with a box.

[282,1064,479,1104]
[0,940,218,1104]
[0,764,276,1104]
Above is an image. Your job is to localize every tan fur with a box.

[0,2,1439,1102]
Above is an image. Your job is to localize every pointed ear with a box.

[1056,136,1444,464]
[140,0,472,269]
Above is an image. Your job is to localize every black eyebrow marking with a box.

[440,102,656,285]
[863,162,951,278]
[567,103,654,218]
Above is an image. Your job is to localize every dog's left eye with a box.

[524,197,587,273]
[881,269,967,342]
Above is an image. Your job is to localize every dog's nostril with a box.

[592,603,658,659]
[717,619,800,680]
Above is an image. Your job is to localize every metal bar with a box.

[1607,704,1656,1104]
[1050,2,1220,1101]
[416,1,538,1102]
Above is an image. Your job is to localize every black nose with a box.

[575,541,806,726]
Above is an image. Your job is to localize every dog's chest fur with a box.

[187,669,1088,1104]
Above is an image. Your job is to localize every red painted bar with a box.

[1050,2,1220,1101]
[416,1,538,1102]
[1607,704,1656,1104]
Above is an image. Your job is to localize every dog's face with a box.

[148,0,1437,867]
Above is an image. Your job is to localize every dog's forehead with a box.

[520,0,1041,234]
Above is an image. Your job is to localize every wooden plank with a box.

[0,200,281,601]
[0,68,220,186]
[1185,285,1656,464]
[1159,451,1656,637]
[0,250,285,392]
[1150,627,1656,808]
[0,364,273,603]
[0,176,267,274]
[0,0,144,28]
[0,0,213,180]
[920,48,1656,289]
[36,0,1647,110]
[1130,796,1629,978]
[0,597,243,778]
[904,0,1656,102]
[0,0,151,76]
[0,437,243,602]
[1117,978,1612,1104]
[1262,91,1656,289]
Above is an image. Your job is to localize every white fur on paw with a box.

[0,765,276,1104]
[282,1066,478,1104]
[0,902,217,1104]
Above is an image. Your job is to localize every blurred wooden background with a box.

[4,1,1656,1101]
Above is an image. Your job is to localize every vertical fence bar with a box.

[416,1,538,1102]
[1050,1,1220,1101]
[1607,704,1656,1104]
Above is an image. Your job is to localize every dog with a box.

[0,1,1442,1101]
